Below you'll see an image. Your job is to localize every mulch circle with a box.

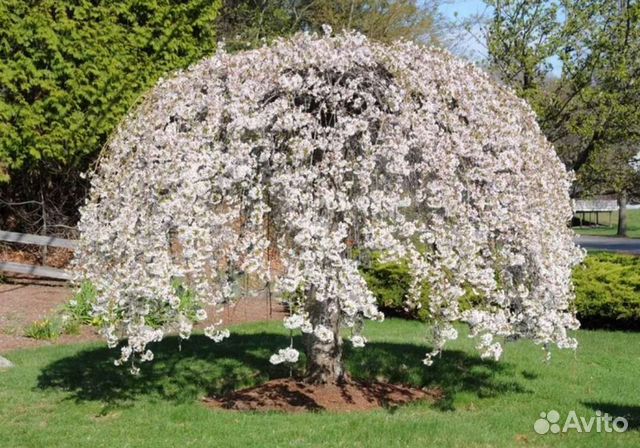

[203,377,443,413]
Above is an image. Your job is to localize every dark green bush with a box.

[572,252,640,330]
[359,253,431,321]
[0,0,221,179]
[362,251,640,331]
[0,0,221,230]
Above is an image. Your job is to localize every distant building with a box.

[573,195,639,227]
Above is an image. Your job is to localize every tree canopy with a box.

[216,0,442,50]
[76,30,582,382]
[486,0,640,174]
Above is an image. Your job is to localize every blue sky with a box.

[438,1,562,75]
[438,0,493,60]
[439,0,491,22]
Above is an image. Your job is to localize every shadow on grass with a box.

[344,342,529,410]
[583,402,640,431]
[37,332,528,411]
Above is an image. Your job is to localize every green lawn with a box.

[1,319,639,447]
[574,209,640,238]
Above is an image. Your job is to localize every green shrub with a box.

[361,251,640,331]
[58,278,201,332]
[359,253,431,321]
[24,317,63,340]
[572,252,640,330]
[0,0,222,230]
[62,280,99,327]
[0,0,221,179]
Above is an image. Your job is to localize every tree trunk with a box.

[617,191,629,237]
[303,289,345,384]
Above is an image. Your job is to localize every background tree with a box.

[0,0,221,233]
[1,0,446,233]
[558,0,640,171]
[215,0,443,49]
[570,0,640,235]
[485,1,640,174]
[302,0,442,43]
[485,0,640,236]
[214,0,304,51]
[579,145,640,237]
[485,0,561,112]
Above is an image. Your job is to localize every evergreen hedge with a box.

[0,0,221,230]
[363,252,640,330]
[0,0,221,179]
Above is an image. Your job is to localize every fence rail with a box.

[0,261,71,280]
[0,230,77,280]
[0,230,78,249]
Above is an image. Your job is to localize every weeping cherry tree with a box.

[75,28,583,384]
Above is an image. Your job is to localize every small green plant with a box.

[62,280,99,327]
[61,317,82,336]
[60,278,201,332]
[144,279,200,329]
[24,318,63,340]
[24,280,101,339]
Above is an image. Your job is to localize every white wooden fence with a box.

[0,230,77,280]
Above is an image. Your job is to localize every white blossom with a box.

[205,327,230,343]
[282,347,300,363]
[140,350,154,362]
[351,335,367,348]
[283,314,306,330]
[313,325,334,343]
[269,353,285,365]
[269,347,300,364]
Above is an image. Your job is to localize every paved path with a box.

[575,235,640,254]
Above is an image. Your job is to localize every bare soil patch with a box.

[0,243,74,269]
[0,283,81,352]
[0,282,287,353]
[204,377,442,412]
